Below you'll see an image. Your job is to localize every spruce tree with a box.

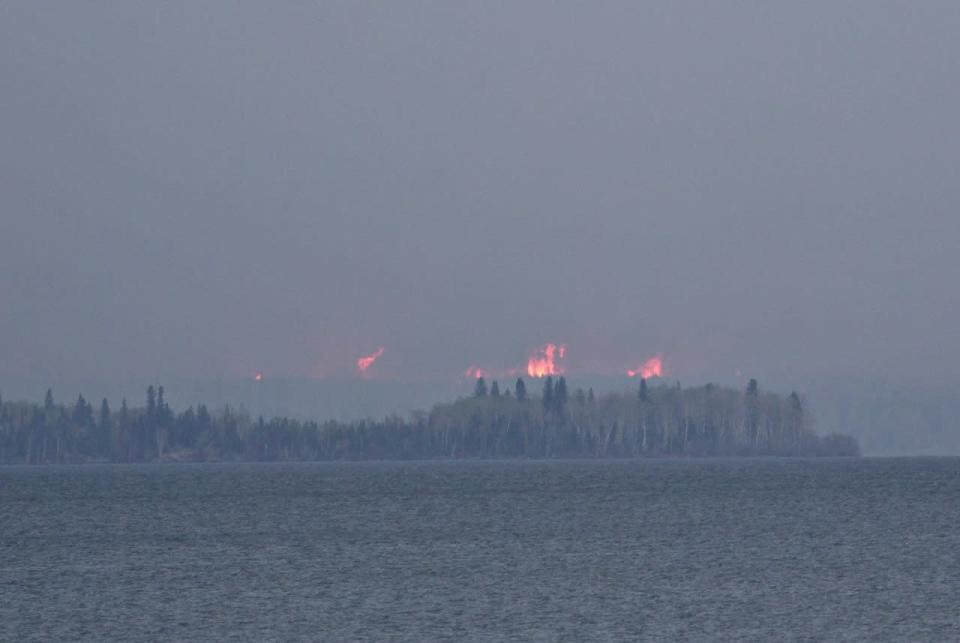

[100,399,110,428]
[555,377,568,412]
[157,386,170,423]
[515,378,527,401]
[73,394,88,425]
[474,377,488,398]
[98,398,111,455]
[490,380,500,397]
[542,377,554,409]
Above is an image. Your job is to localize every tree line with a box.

[0,378,859,464]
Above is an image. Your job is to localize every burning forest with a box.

[0,377,858,464]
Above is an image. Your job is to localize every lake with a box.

[2,458,958,641]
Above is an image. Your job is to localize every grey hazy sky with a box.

[2,2,959,387]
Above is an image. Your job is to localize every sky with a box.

[2,2,959,394]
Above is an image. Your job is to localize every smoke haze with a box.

[2,3,959,451]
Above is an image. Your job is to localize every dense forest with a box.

[0,378,858,464]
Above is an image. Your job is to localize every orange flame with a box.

[527,343,566,378]
[254,372,263,382]
[627,356,663,378]
[357,347,385,373]
[465,366,487,379]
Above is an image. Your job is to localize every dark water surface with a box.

[2,459,958,641]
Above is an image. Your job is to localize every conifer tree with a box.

[515,378,527,401]
[474,377,488,398]
[542,377,554,409]
[789,391,802,413]
[158,386,171,423]
[555,377,568,412]
[100,399,111,429]
[490,380,500,397]
[98,398,111,455]
[73,394,89,425]
[147,386,157,417]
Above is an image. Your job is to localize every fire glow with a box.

[526,343,566,378]
[627,356,663,379]
[465,366,487,379]
[357,347,385,373]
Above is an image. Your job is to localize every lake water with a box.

[2,458,958,641]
